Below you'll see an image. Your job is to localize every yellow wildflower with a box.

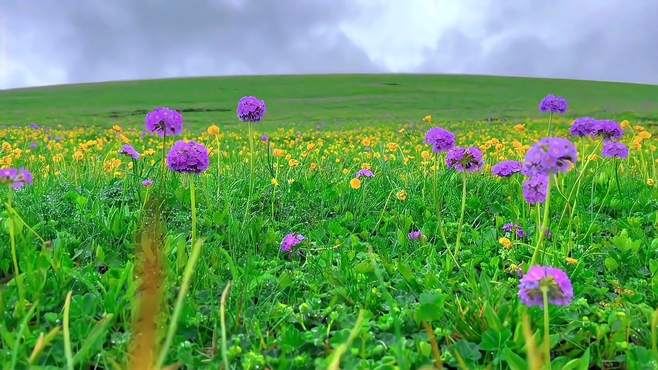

[498,237,512,249]
[350,178,362,190]
[422,115,433,124]
[207,124,220,136]
[396,189,407,201]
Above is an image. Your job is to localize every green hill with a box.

[1,74,657,129]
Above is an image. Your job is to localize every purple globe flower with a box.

[523,175,549,205]
[145,107,184,137]
[502,223,526,238]
[280,233,305,253]
[166,140,210,174]
[356,169,375,178]
[29,142,39,150]
[523,137,578,176]
[408,230,423,240]
[142,179,154,187]
[593,120,624,141]
[446,147,484,173]
[119,144,140,160]
[539,94,568,114]
[0,168,33,190]
[602,141,629,159]
[260,134,270,143]
[30,123,40,129]
[424,127,456,153]
[570,117,597,137]
[519,266,573,307]
[237,96,267,122]
[492,160,522,177]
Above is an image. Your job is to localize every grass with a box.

[1,74,658,368]
[1,74,658,129]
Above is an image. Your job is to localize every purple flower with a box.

[593,120,624,141]
[502,223,526,239]
[602,141,629,159]
[516,229,527,239]
[523,175,549,205]
[519,266,573,307]
[424,128,456,153]
[280,233,305,253]
[119,144,140,160]
[237,96,267,122]
[446,147,484,173]
[356,169,375,178]
[492,161,522,177]
[30,123,40,129]
[145,107,184,137]
[260,134,270,143]
[408,230,423,240]
[539,94,568,114]
[570,117,597,137]
[523,138,578,176]
[0,168,33,190]
[29,142,39,150]
[142,179,154,187]
[166,140,210,174]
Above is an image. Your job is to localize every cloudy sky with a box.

[1,0,657,89]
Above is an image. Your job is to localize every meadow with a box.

[1,74,658,369]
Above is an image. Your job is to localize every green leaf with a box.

[479,328,512,352]
[501,348,527,370]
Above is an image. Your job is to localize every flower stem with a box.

[243,123,255,226]
[542,287,552,370]
[614,160,622,198]
[7,192,25,308]
[454,172,467,261]
[547,112,553,136]
[530,176,552,267]
[190,176,197,247]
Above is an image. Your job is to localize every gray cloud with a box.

[1,0,657,88]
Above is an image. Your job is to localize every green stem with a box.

[243,123,255,226]
[530,176,552,267]
[547,112,553,136]
[7,192,25,306]
[454,172,467,261]
[614,160,622,198]
[220,281,233,370]
[190,176,197,247]
[542,287,552,370]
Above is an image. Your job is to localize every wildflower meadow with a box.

[1,75,658,369]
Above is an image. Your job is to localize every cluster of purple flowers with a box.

[424,127,455,153]
[119,144,141,160]
[502,223,526,239]
[166,140,210,174]
[356,169,375,178]
[408,230,423,241]
[145,107,184,137]
[237,96,267,122]
[601,141,629,159]
[570,118,628,159]
[523,138,578,176]
[446,146,484,173]
[491,160,522,178]
[0,168,33,190]
[519,266,573,307]
[539,94,569,114]
[280,233,305,253]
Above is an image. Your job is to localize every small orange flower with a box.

[350,178,362,190]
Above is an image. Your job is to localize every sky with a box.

[1,0,657,89]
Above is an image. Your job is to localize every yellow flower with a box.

[288,159,300,168]
[271,178,279,186]
[396,189,407,201]
[620,120,630,129]
[498,237,512,249]
[2,142,11,151]
[387,143,399,152]
[350,178,362,190]
[207,124,221,136]
[273,148,285,158]
[638,131,652,139]
[361,137,372,147]
[513,124,525,133]
[565,257,578,265]
[306,143,315,151]
[309,162,318,171]
[112,124,122,133]
[361,163,371,170]
[287,179,295,185]
[73,150,84,161]
[647,178,655,187]
[421,150,431,160]
[422,115,433,124]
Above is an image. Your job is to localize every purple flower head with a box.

[408,230,423,240]
[142,179,154,187]
[523,175,549,205]
[502,223,526,239]
[519,266,573,307]
[356,169,375,179]
[29,142,39,150]
[602,141,629,159]
[166,140,210,174]
[237,96,267,122]
[516,228,527,239]
[570,117,597,137]
[30,123,40,129]
[424,127,456,153]
[523,137,578,176]
[539,94,568,114]
[145,107,184,137]
[280,233,305,253]
[260,134,270,143]
[492,160,522,177]
[446,146,484,173]
[593,120,624,141]
[0,168,33,190]
[119,144,140,160]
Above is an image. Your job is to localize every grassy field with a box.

[2,74,658,128]
[1,75,658,369]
